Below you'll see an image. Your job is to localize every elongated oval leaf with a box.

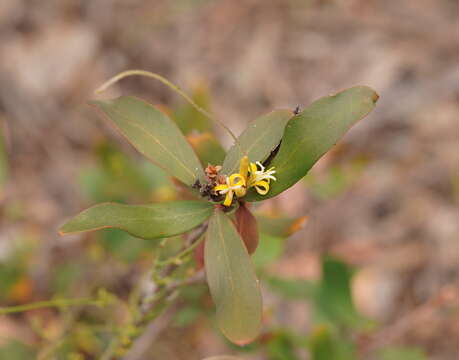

[91,96,204,186]
[205,209,262,345]
[246,86,378,201]
[59,201,213,239]
[222,110,293,175]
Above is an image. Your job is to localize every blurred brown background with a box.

[1,0,459,359]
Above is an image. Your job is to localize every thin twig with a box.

[155,231,206,267]
[122,305,178,360]
[100,225,208,359]
[0,297,103,315]
[95,69,239,144]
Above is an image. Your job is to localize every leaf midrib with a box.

[110,105,198,182]
[226,113,288,174]
[274,100,367,173]
[215,212,236,306]
[95,206,211,223]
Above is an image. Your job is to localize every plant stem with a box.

[95,69,239,144]
[0,298,103,315]
[154,232,205,267]
[99,225,208,359]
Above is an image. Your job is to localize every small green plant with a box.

[60,71,378,346]
[1,70,379,357]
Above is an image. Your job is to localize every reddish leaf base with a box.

[235,202,259,255]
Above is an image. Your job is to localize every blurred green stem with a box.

[155,232,205,267]
[0,297,104,315]
[100,226,207,359]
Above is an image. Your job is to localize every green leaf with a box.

[52,263,82,295]
[309,326,356,360]
[0,341,36,360]
[257,214,308,238]
[309,327,334,360]
[91,96,204,186]
[314,256,370,329]
[205,209,262,345]
[252,234,285,269]
[378,347,427,360]
[59,201,213,239]
[222,110,293,175]
[246,86,378,201]
[99,228,158,263]
[187,132,226,167]
[265,275,316,300]
[266,331,301,360]
[203,357,242,360]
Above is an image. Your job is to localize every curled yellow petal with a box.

[215,184,228,192]
[254,180,270,195]
[229,173,245,186]
[229,173,246,198]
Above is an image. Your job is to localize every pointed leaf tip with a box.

[246,86,378,201]
[59,201,213,239]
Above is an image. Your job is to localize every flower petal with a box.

[235,187,247,197]
[215,184,229,193]
[239,156,249,181]
[229,174,245,187]
[223,190,234,206]
[254,180,270,195]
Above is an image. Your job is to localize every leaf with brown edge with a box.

[205,209,262,345]
[91,96,205,186]
[235,203,259,254]
[59,201,213,240]
[246,86,378,201]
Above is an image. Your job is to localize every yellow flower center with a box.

[214,156,277,206]
[214,173,246,207]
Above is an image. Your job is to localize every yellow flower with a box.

[214,173,246,207]
[247,160,276,195]
[214,156,276,206]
